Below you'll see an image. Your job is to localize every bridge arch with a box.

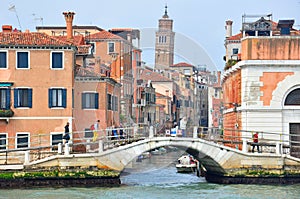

[94,137,239,175]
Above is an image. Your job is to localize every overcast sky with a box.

[1,0,299,71]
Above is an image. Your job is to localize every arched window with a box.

[284,88,300,105]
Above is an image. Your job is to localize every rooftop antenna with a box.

[32,13,44,26]
[8,4,22,30]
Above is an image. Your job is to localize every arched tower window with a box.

[284,88,300,105]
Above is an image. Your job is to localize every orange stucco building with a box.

[0,12,122,151]
[223,15,300,156]
[0,25,75,149]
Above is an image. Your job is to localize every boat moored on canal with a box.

[176,155,197,173]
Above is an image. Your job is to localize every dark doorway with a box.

[289,123,300,158]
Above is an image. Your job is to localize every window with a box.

[107,93,112,110]
[0,88,10,109]
[51,133,63,146]
[159,36,167,43]
[82,93,98,109]
[51,52,63,69]
[285,88,300,105]
[232,48,238,55]
[16,133,29,149]
[49,88,67,108]
[14,88,32,108]
[0,134,7,150]
[281,27,290,35]
[108,42,115,53]
[84,128,93,138]
[183,69,190,76]
[16,52,29,69]
[112,96,118,111]
[0,52,7,68]
[89,42,96,54]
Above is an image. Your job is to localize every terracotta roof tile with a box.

[89,30,123,40]
[140,69,172,82]
[55,35,90,54]
[55,35,85,45]
[227,33,242,41]
[0,32,73,46]
[170,62,194,67]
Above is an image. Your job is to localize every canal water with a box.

[1,150,300,199]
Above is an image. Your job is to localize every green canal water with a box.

[1,151,300,199]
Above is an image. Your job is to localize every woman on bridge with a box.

[252,132,260,153]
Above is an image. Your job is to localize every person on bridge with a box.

[63,122,70,144]
[252,132,260,153]
[92,120,100,142]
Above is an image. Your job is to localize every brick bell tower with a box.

[155,5,175,70]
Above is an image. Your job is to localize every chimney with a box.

[2,25,12,33]
[63,11,75,40]
[225,20,233,38]
[127,33,132,43]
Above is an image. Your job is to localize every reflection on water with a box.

[1,149,300,199]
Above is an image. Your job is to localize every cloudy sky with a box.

[1,0,299,71]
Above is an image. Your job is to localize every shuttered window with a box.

[14,88,32,108]
[0,52,7,68]
[48,88,67,108]
[17,52,29,69]
[82,93,99,109]
[51,52,63,69]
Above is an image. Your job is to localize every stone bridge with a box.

[25,137,300,183]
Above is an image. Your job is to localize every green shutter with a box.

[82,93,86,109]
[48,89,52,108]
[95,93,99,109]
[6,88,10,109]
[28,89,32,108]
[62,89,67,108]
[14,89,18,108]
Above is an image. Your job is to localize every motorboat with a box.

[151,147,167,155]
[176,155,197,173]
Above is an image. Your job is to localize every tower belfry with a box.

[155,5,175,70]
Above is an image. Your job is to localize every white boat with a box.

[151,147,167,155]
[176,155,197,173]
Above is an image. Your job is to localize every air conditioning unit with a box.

[141,99,146,106]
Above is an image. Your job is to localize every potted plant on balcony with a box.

[0,109,14,117]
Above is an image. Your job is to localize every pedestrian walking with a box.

[63,122,70,144]
[252,132,260,152]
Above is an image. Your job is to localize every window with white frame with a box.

[51,52,63,69]
[51,133,63,146]
[183,69,190,75]
[16,52,29,69]
[108,42,115,53]
[0,51,7,68]
[14,88,32,108]
[0,134,7,150]
[49,88,67,108]
[0,88,10,109]
[82,92,98,109]
[89,42,96,54]
[84,128,93,138]
[232,48,239,55]
[16,133,29,149]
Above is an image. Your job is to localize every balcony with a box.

[0,109,14,117]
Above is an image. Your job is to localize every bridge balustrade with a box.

[1,126,300,165]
